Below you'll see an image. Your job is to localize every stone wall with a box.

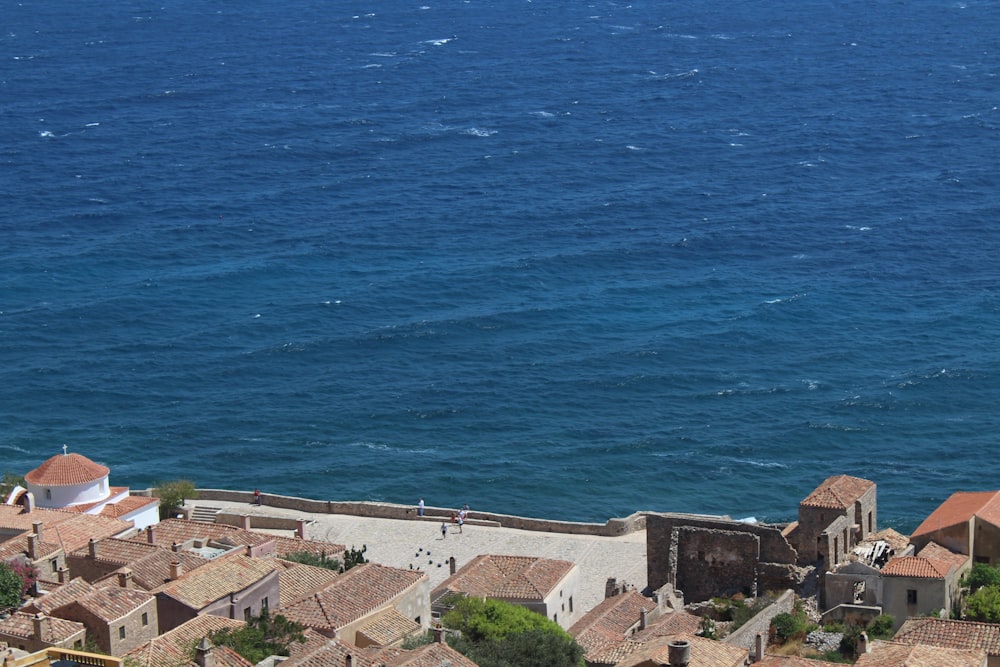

[192,488,647,537]
[723,589,796,657]
[646,513,799,602]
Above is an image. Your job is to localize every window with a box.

[261,597,269,611]
[569,596,573,613]
[119,626,126,640]
[45,489,52,500]
[141,612,148,627]
[51,559,58,573]
[907,589,917,605]
[244,607,252,621]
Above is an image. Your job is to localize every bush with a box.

[771,612,809,643]
[0,562,26,610]
[966,585,1000,623]
[155,480,197,520]
[283,551,341,571]
[866,614,894,639]
[963,563,1000,593]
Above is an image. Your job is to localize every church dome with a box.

[25,452,110,487]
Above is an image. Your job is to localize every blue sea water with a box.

[2,0,999,532]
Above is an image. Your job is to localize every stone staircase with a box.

[190,504,221,523]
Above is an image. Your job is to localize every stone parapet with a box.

[190,488,647,537]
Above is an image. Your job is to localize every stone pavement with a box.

[191,499,648,615]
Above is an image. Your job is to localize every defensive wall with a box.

[186,488,648,537]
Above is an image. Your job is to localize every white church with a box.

[8,446,160,530]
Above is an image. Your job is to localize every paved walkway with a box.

[192,499,648,614]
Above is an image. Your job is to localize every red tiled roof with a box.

[918,542,969,570]
[57,587,154,622]
[0,612,85,643]
[432,554,574,602]
[124,615,250,667]
[854,640,987,667]
[911,491,999,538]
[100,494,159,518]
[153,555,278,609]
[274,560,341,607]
[568,590,656,658]
[282,563,425,631]
[756,657,836,666]
[355,608,420,647]
[800,475,875,510]
[25,453,109,486]
[616,633,747,667]
[881,555,953,579]
[24,578,98,614]
[362,642,481,667]
[895,617,1000,655]
[129,518,275,550]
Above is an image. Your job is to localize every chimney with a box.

[639,607,647,631]
[23,492,34,513]
[754,632,764,663]
[32,521,43,542]
[433,626,445,644]
[296,519,306,539]
[195,637,216,667]
[28,534,39,559]
[345,656,352,667]
[240,515,251,530]
[229,592,239,618]
[33,613,50,641]
[117,568,133,588]
[169,561,182,580]
[667,639,690,667]
[57,567,68,584]
[147,525,156,544]
[88,538,98,559]
[449,557,456,575]
[857,631,870,655]
[171,541,180,552]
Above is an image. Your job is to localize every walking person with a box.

[418,498,424,516]
[457,513,463,533]
[440,521,448,539]
[253,488,261,506]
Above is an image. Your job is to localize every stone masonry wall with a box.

[724,589,796,657]
[675,526,759,601]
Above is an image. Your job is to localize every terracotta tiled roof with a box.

[25,453,109,486]
[866,528,911,553]
[24,578,98,614]
[123,615,249,667]
[881,555,953,579]
[100,494,159,518]
[918,542,969,570]
[799,475,875,510]
[274,560,341,607]
[273,535,346,560]
[756,657,837,666]
[632,609,703,641]
[69,537,211,591]
[362,642,481,667]
[911,491,1000,538]
[129,518,275,550]
[355,608,421,647]
[50,512,135,552]
[0,612,85,643]
[568,590,656,658]
[153,555,278,610]
[854,640,987,667]
[282,563,425,631]
[895,617,1000,655]
[432,554,574,602]
[616,633,747,667]
[0,534,61,561]
[277,638,357,667]
[56,586,154,622]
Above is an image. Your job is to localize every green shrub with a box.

[866,614,894,639]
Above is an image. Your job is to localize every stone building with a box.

[645,513,800,603]
[431,554,583,630]
[910,490,1000,565]
[0,612,86,652]
[792,475,876,571]
[880,541,969,630]
[46,585,158,655]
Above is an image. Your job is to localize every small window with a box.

[907,589,918,605]
[569,596,573,613]
[261,597,269,611]
[119,626,126,640]
[51,559,58,573]
[141,612,148,626]
[244,607,252,621]
[45,489,52,500]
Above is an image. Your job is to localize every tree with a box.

[0,562,25,610]
[966,585,1000,623]
[283,550,341,571]
[208,609,305,664]
[0,472,25,503]
[442,597,584,667]
[8,560,38,598]
[963,563,1000,593]
[155,480,197,520]
[340,545,367,573]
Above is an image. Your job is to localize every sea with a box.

[2,0,998,534]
